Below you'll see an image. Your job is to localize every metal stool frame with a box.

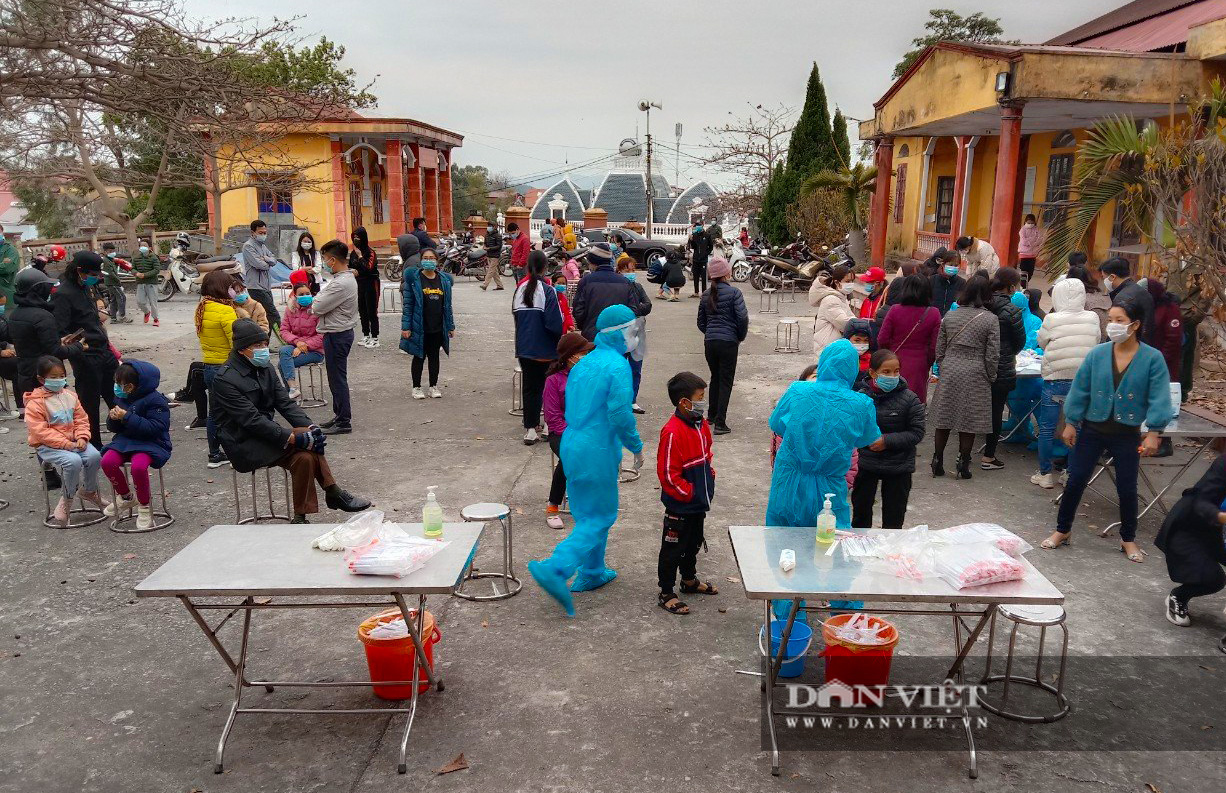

[232,467,292,525]
[759,287,779,314]
[455,503,522,601]
[779,278,797,303]
[0,376,15,420]
[109,462,175,534]
[380,283,402,314]
[298,362,328,409]
[508,366,523,416]
[775,318,801,353]
[36,455,106,529]
[979,605,1070,723]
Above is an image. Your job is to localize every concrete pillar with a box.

[329,139,347,240]
[504,205,531,237]
[423,167,439,234]
[438,151,453,233]
[386,139,406,238]
[406,143,423,226]
[583,207,608,230]
[870,137,893,268]
[464,214,486,237]
[989,102,1025,263]
[949,136,971,242]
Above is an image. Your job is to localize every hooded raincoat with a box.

[529,304,645,615]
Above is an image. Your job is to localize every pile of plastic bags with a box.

[841,523,1031,589]
[828,613,893,646]
[311,510,449,579]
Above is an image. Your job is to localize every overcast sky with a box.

[187,0,1123,190]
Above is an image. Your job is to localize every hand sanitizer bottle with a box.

[816,493,837,544]
[422,486,443,538]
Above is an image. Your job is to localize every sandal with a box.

[1120,545,1146,563]
[680,579,719,596]
[658,592,689,614]
[1040,533,1071,550]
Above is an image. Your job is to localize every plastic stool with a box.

[232,466,292,525]
[979,604,1070,723]
[109,462,175,533]
[455,502,522,601]
[380,282,402,313]
[298,362,328,409]
[775,318,801,353]
[759,287,779,314]
[780,277,797,303]
[36,456,105,529]
[509,365,523,416]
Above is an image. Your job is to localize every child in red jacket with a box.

[656,371,718,615]
[552,274,575,334]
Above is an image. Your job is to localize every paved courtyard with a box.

[1,279,1224,792]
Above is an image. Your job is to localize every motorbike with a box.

[714,240,752,283]
[750,252,826,292]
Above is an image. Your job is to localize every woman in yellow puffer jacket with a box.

[195,270,239,466]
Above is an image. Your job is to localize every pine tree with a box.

[784,63,839,180]
[758,163,795,246]
[832,108,851,168]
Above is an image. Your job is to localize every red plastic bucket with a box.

[820,614,899,704]
[357,608,440,700]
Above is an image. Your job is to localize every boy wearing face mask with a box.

[132,238,161,326]
[481,222,504,291]
[1099,256,1155,341]
[843,318,874,385]
[311,240,359,434]
[656,371,717,615]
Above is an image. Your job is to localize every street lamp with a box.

[639,99,662,238]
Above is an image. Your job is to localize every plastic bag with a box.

[311,509,386,551]
[934,543,1025,589]
[853,526,936,581]
[344,534,449,578]
[933,523,1033,557]
[827,613,892,646]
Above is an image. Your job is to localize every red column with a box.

[989,102,1025,262]
[406,143,423,225]
[423,167,439,234]
[330,139,347,240]
[949,136,970,242]
[869,137,893,267]
[438,150,453,233]
[386,139,406,238]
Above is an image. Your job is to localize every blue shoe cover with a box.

[528,560,575,616]
[569,567,617,592]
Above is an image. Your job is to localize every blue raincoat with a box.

[529,304,644,615]
[1003,291,1042,444]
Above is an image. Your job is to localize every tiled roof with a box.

[592,172,649,223]
[529,177,586,222]
[665,182,717,223]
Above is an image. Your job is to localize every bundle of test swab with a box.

[344,533,448,578]
[828,613,892,646]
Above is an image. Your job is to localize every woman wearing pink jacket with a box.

[278,282,325,400]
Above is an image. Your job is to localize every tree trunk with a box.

[211,187,224,255]
[847,226,866,266]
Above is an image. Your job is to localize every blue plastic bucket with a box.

[760,620,815,678]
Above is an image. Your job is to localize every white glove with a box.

[632,451,644,471]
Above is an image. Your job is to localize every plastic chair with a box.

[36,456,105,529]
[231,466,292,525]
[109,462,175,534]
[979,604,1070,723]
[775,318,801,353]
[298,362,328,409]
[454,502,522,601]
[759,287,779,314]
[508,365,523,416]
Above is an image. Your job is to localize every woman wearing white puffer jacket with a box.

[808,265,856,356]
[1031,277,1101,488]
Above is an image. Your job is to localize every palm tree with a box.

[798,161,877,265]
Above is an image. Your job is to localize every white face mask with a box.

[841,283,856,296]
[1102,275,1114,292]
[852,342,869,354]
[1106,321,1133,343]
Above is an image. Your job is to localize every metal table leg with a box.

[1102,440,1209,537]
[393,592,441,774]
[214,597,254,773]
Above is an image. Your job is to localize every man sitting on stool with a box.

[211,319,370,523]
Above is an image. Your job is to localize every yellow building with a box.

[210,111,463,247]
[860,1,1226,270]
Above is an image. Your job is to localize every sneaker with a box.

[288,387,301,401]
[361,335,371,347]
[981,458,1005,471]
[632,403,645,415]
[713,425,731,436]
[524,427,539,446]
[370,337,380,348]
[152,319,160,327]
[185,417,205,431]
[104,493,136,517]
[1059,470,1069,486]
[412,387,426,400]
[207,450,230,469]
[143,312,150,324]
[319,418,338,429]
[669,296,680,303]
[1030,471,1058,489]
[1166,594,1192,627]
[428,386,442,399]
[136,505,153,531]
[52,496,70,524]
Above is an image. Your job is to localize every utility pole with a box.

[675,122,682,186]
[639,100,662,239]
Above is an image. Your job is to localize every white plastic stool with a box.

[979,604,1070,723]
[381,283,402,313]
[36,456,105,529]
[454,502,522,601]
[509,365,523,416]
[109,462,175,533]
[780,277,797,303]
[775,318,801,353]
[232,466,292,525]
[759,287,778,314]
[298,362,328,409]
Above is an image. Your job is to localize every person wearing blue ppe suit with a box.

[529,304,645,616]
[766,339,881,621]
[1002,289,1044,445]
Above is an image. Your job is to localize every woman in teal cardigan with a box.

[1042,302,1174,562]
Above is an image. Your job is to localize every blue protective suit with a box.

[766,339,881,621]
[1003,291,1043,444]
[528,304,644,616]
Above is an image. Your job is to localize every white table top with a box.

[1156,412,1226,439]
[135,523,481,597]
[728,526,1065,605]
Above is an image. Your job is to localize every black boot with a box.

[290,513,310,524]
[325,486,372,512]
[930,452,944,478]
[956,454,973,480]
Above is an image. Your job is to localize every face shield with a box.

[601,318,638,353]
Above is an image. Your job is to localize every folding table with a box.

[135,522,481,774]
[728,525,1064,779]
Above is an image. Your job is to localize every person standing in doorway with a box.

[513,251,565,444]
[401,248,455,400]
[481,221,504,291]
[349,226,380,348]
[688,220,712,298]
[697,256,747,435]
[312,240,359,435]
[241,220,282,330]
[131,237,161,327]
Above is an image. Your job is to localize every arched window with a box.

[1051,130,1076,149]
[897,143,910,158]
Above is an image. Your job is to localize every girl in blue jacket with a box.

[400,248,455,400]
[1043,302,1174,563]
[101,359,172,530]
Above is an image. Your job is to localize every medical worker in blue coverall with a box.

[1002,289,1044,444]
[529,304,645,616]
[767,339,882,621]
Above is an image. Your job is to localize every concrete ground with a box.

[1,278,1224,792]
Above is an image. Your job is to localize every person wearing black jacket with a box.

[697,257,748,435]
[1157,452,1226,632]
[921,246,957,278]
[52,251,116,448]
[571,244,651,340]
[211,319,370,522]
[981,268,1028,470]
[6,268,83,405]
[852,349,926,529]
[0,294,20,413]
[930,255,965,315]
[480,222,504,291]
[349,226,381,348]
[687,221,713,297]
[1100,257,1156,341]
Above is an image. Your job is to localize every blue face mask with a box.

[233,292,249,304]
[296,295,314,307]
[43,377,67,392]
[113,384,129,401]
[83,275,101,287]
[625,272,637,282]
[139,246,150,254]
[554,284,566,294]
[0,304,5,315]
[422,259,437,271]
[944,265,959,277]
[250,347,271,367]
[875,375,900,392]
